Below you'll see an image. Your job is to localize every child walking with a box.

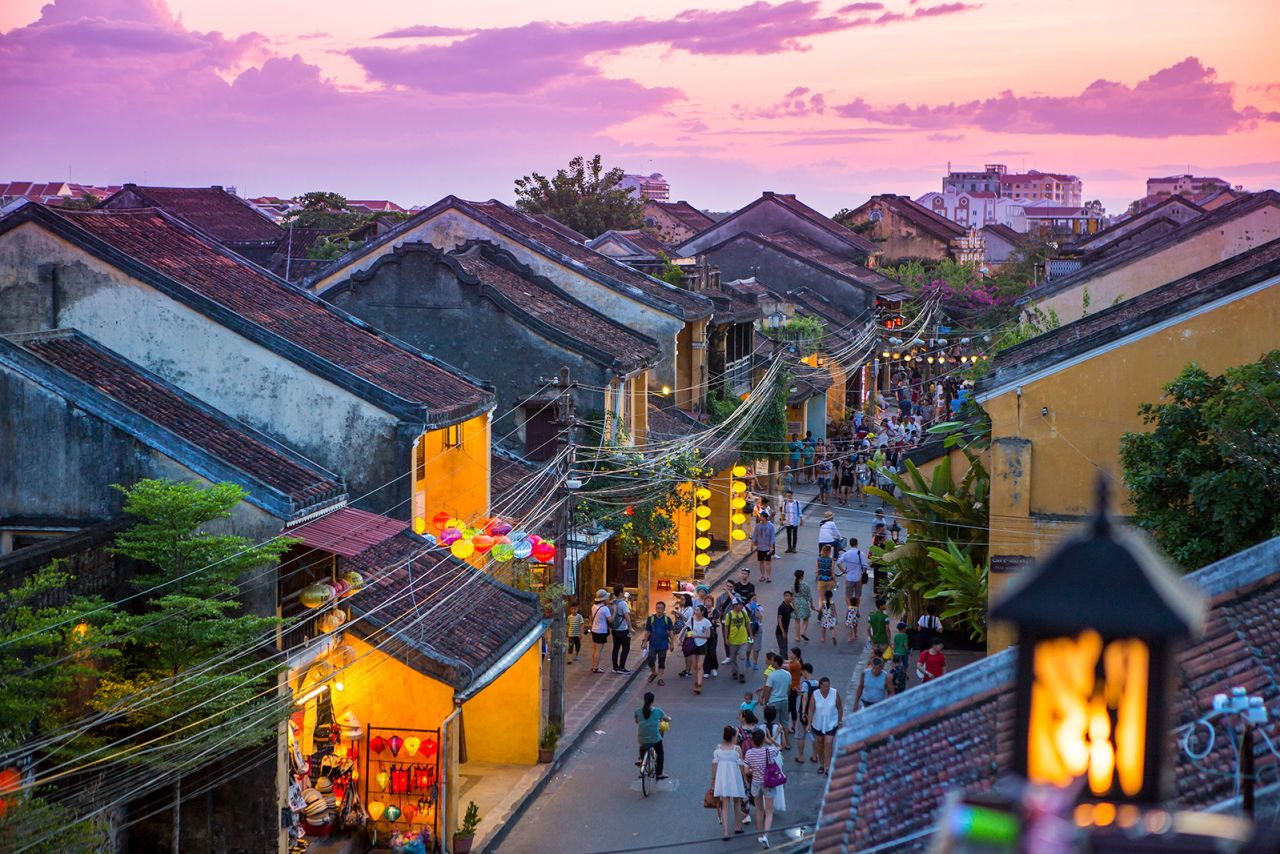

[845,595,860,644]
[566,601,583,664]
[818,589,838,645]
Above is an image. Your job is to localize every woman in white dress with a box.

[711,725,748,839]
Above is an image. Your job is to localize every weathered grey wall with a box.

[703,242,874,319]
[326,248,613,444]
[312,208,684,390]
[0,222,409,515]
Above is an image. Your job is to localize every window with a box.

[415,441,426,482]
[868,210,883,223]
[442,424,462,449]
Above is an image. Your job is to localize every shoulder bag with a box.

[763,747,787,788]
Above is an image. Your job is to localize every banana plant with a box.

[924,541,988,642]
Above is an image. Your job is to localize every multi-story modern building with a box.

[943,164,1083,207]
[620,172,670,202]
[942,163,1006,195]
[916,190,1028,232]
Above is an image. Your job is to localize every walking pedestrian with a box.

[917,605,943,649]
[801,432,816,482]
[816,455,833,505]
[565,601,583,665]
[814,543,836,609]
[702,592,721,679]
[890,621,910,694]
[743,729,786,848]
[634,692,670,779]
[793,663,819,763]
[917,638,947,683]
[779,490,803,553]
[790,570,812,644]
[853,654,893,709]
[818,589,838,645]
[867,598,890,650]
[589,589,613,674]
[610,584,632,674]
[774,590,794,654]
[835,538,868,602]
[722,597,751,682]
[712,726,748,839]
[784,647,803,733]
[751,512,777,583]
[807,677,843,774]
[760,654,792,733]
[642,601,674,686]
[745,593,764,671]
[787,433,803,478]
[731,566,756,602]
[683,604,712,694]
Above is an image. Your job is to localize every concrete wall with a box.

[982,275,1280,651]
[325,247,614,447]
[312,209,685,391]
[0,222,410,515]
[848,202,950,262]
[1032,204,1280,323]
[702,242,875,319]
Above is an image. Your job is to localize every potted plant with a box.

[452,800,481,854]
[538,723,561,763]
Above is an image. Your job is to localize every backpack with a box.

[612,602,629,632]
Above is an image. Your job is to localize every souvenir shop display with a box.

[364,725,442,849]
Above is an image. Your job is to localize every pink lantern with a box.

[490,518,512,536]
[528,534,543,546]
[439,527,462,546]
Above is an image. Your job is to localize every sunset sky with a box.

[3,0,1278,215]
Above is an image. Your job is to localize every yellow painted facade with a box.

[412,414,491,534]
[1031,204,1280,324]
[982,275,1280,652]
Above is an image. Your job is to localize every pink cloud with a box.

[742,85,828,118]
[375,25,478,39]
[912,3,982,17]
[833,57,1280,137]
[927,132,965,141]
[838,3,884,10]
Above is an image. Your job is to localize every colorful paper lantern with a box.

[731,529,747,541]
[423,738,439,756]
[695,536,711,550]
[731,481,747,493]
[694,487,712,501]
[404,736,421,757]
[696,519,711,532]
[696,553,711,567]
[472,534,495,553]
[446,517,464,532]
[368,801,385,821]
[451,539,475,559]
[731,513,746,525]
[732,464,748,477]
[376,770,390,790]
[388,735,404,757]
[341,571,364,593]
[694,505,711,518]
[513,539,534,560]
[731,497,746,510]
[532,541,556,563]
[528,534,542,545]
[432,512,452,531]
[490,519,512,536]
[462,527,480,540]
[370,736,388,755]
[385,804,402,822]
[300,583,331,609]
[492,542,515,561]
[413,517,427,535]
[439,527,461,546]
[402,802,418,824]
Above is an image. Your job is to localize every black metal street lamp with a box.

[992,480,1205,805]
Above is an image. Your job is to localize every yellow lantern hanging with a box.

[696,519,711,532]
[694,505,711,518]
[731,481,746,494]
[695,553,711,567]
[694,487,712,501]
[731,529,747,541]
[695,536,711,550]
[731,497,746,510]
[732,464,747,478]
[731,513,746,525]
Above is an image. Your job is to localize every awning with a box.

[286,506,408,557]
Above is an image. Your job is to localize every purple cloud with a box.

[913,3,982,17]
[743,86,828,118]
[927,132,965,142]
[838,2,884,10]
[348,1,984,95]
[834,57,1280,137]
[374,25,477,39]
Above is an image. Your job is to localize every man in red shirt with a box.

[916,639,946,683]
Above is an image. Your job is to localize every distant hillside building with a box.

[620,172,670,202]
[944,163,1082,207]
[1146,174,1231,198]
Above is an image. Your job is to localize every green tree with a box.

[282,191,365,230]
[0,562,122,751]
[657,253,685,287]
[57,193,102,211]
[1120,352,1280,570]
[514,155,643,239]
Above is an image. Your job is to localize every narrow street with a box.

[495,486,887,854]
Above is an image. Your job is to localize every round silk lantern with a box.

[532,541,555,563]
[695,536,711,550]
[731,529,747,541]
[330,579,351,599]
[432,511,452,531]
[446,517,464,532]
[451,539,475,559]
[492,542,515,561]
[694,487,712,501]
[413,517,427,535]
[696,519,711,532]
[341,571,365,592]
[731,497,746,510]
[695,505,711,518]
[385,804,402,822]
[388,735,404,757]
[376,770,390,791]
[403,803,418,824]
[440,528,461,546]
[732,464,748,477]
[512,538,534,560]
[300,583,331,609]
[423,738,439,756]
[696,554,711,567]
[368,801,385,821]
[731,481,747,494]
[491,519,512,536]
[370,735,388,755]
[403,736,421,757]
[528,534,542,545]
[731,513,746,525]
[472,534,495,553]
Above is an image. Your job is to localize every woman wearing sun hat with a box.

[589,589,614,674]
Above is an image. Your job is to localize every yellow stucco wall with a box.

[413,414,491,533]
[1032,205,1280,324]
[650,483,696,582]
[461,644,542,765]
[983,275,1280,650]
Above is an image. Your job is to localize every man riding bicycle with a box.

[635,691,671,780]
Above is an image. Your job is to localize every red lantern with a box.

[422,738,438,756]
[624,505,635,516]
[403,803,418,824]
[472,534,495,553]
[370,735,388,755]
[532,541,555,563]
[432,511,452,531]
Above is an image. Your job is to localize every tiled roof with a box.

[646,403,738,470]
[590,229,673,258]
[99,184,283,245]
[1016,190,1280,306]
[345,536,542,690]
[789,288,867,348]
[980,223,1025,246]
[1079,196,1204,249]
[449,242,661,373]
[814,534,1280,853]
[529,214,588,244]
[650,200,716,232]
[864,194,966,243]
[35,206,494,423]
[491,446,548,521]
[761,230,909,299]
[467,200,712,318]
[287,506,407,556]
[981,237,1280,395]
[4,330,345,518]
[763,192,880,255]
[787,360,833,405]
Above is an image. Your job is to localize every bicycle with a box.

[639,744,658,797]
